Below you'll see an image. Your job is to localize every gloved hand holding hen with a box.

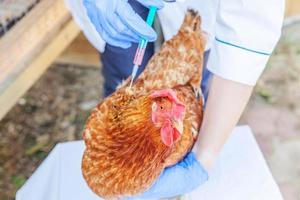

[82,10,208,199]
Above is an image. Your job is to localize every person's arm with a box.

[194,75,253,170]
[194,0,285,170]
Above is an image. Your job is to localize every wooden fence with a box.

[286,0,300,17]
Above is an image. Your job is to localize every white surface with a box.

[64,0,284,85]
[16,126,283,200]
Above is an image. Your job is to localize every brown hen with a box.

[82,10,206,199]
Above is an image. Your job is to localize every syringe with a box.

[129,6,157,88]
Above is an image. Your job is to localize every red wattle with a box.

[160,120,173,146]
[172,128,181,142]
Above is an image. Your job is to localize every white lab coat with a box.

[64,0,285,86]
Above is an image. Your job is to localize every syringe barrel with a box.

[133,47,146,66]
[132,7,156,66]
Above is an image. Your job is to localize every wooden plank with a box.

[56,33,101,68]
[0,0,39,34]
[0,0,70,92]
[0,19,80,120]
[285,0,300,17]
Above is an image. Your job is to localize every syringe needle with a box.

[129,64,138,89]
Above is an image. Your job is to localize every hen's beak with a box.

[172,119,184,134]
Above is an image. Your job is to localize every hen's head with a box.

[150,89,186,147]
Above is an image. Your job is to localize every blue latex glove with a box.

[127,152,208,200]
[83,0,164,48]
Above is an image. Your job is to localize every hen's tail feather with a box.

[182,9,202,32]
[180,10,206,98]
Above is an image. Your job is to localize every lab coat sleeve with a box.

[64,0,106,52]
[207,0,285,86]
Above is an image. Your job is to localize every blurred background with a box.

[0,0,299,199]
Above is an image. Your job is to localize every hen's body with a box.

[82,10,206,199]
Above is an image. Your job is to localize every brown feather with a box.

[82,10,206,199]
